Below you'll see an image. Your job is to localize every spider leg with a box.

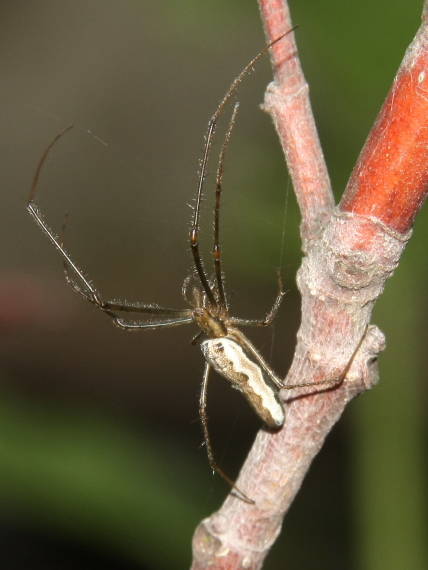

[114,316,194,331]
[29,201,98,301]
[63,260,192,317]
[280,375,345,393]
[212,102,240,310]
[190,31,295,310]
[29,201,192,318]
[189,115,218,307]
[60,215,190,317]
[276,366,353,401]
[27,128,193,328]
[229,272,286,328]
[280,327,368,392]
[199,362,254,504]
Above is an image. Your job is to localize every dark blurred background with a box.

[0,1,427,569]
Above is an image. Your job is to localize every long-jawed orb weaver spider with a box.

[27,30,350,503]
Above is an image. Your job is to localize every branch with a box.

[258,0,335,246]
[191,1,428,568]
[340,7,428,232]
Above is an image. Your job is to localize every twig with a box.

[259,0,335,246]
[191,1,428,568]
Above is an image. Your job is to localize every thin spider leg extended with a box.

[199,363,254,504]
[28,125,74,203]
[190,116,218,308]
[210,29,296,129]
[60,213,191,318]
[28,201,100,300]
[114,315,194,331]
[61,258,190,317]
[27,125,107,307]
[230,273,286,328]
[281,375,345,393]
[213,102,240,310]
[58,211,106,306]
[102,302,192,316]
[190,30,295,310]
[280,327,369,393]
[28,129,193,327]
[59,213,93,301]
[30,200,193,321]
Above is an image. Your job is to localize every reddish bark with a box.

[341,21,428,234]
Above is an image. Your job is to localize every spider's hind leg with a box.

[199,363,255,504]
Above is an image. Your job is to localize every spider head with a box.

[193,307,227,338]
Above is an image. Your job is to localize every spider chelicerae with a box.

[27,30,346,503]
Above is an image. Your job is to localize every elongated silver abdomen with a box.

[201,337,285,429]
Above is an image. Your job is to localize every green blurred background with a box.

[0,1,426,568]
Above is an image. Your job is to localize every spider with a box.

[27,30,346,503]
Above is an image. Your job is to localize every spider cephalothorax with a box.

[192,306,228,338]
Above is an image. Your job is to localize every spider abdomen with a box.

[201,337,285,429]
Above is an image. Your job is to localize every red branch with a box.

[341,16,428,234]
[191,1,428,569]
